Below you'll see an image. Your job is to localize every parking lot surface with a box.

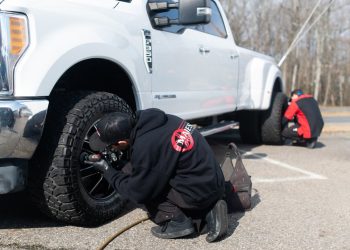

[1,130,350,250]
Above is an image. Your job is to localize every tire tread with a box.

[261,92,288,144]
[28,92,132,225]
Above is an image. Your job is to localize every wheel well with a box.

[51,59,137,111]
[273,78,283,94]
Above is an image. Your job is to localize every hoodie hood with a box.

[130,109,168,144]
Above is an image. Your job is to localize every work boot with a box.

[151,215,195,239]
[306,138,317,149]
[205,200,228,243]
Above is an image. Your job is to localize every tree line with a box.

[220,0,350,106]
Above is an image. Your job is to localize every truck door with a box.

[148,0,239,120]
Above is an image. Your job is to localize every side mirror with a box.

[179,0,212,25]
[148,0,212,27]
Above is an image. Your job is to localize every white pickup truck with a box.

[0,0,286,225]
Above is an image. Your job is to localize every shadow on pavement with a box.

[283,140,326,149]
[0,192,138,230]
[218,189,261,242]
[315,142,326,149]
[0,129,260,231]
[0,192,62,229]
[206,130,268,163]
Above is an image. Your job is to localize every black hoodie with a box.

[105,109,225,207]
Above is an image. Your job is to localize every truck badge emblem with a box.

[142,29,153,74]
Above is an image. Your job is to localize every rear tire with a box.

[28,92,133,226]
[261,92,288,145]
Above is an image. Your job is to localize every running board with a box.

[198,121,238,137]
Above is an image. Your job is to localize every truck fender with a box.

[14,25,148,101]
[244,58,283,110]
[260,65,284,110]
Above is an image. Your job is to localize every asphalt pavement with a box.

[1,127,350,250]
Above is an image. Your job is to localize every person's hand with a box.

[85,159,110,173]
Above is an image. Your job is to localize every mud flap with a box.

[221,143,252,212]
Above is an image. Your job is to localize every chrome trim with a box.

[199,121,238,137]
[0,12,30,96]
[142,29,152,74]
[154,94,177,100]
[0,99,48,159]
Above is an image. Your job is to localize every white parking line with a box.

[241,150,327,183]
[253,176,323,183]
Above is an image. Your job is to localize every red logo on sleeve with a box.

[171,122,195,152]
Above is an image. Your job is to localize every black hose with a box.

[97,216,150,250]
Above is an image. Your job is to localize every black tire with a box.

[239,111,262,144]
[261,92,288,145]
[28,92,133,226]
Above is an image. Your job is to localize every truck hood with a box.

[56,0,117,8]
[0,0,117,11]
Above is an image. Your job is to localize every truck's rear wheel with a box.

[261,92,288,145]
[29,92,133,226]
[239,111,262,144]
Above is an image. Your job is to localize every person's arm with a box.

[284,101,298,120]
[108,164,168,204]
[91,148,170,204]
[86,158,123,184]
[282,102,299,128]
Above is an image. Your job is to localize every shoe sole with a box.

[206,200,228,242]
[216,200,228,239]
[151,227,195,239]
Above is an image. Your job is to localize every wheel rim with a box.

[79,122,115,201]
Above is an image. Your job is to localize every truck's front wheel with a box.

[29,92,133,226]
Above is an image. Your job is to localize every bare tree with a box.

[220,0,350,106]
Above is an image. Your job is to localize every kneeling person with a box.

[89,108,228,242]
[282,89,324,148]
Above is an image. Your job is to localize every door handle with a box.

[199,47,210,54]
[230,53,239,59]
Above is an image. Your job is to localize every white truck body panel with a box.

[0,0,286,195]
[151,29,239,119]
[0,0,283,117]
[151,0,240,119]
[236,47,282,110]
[2,0,150,105]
